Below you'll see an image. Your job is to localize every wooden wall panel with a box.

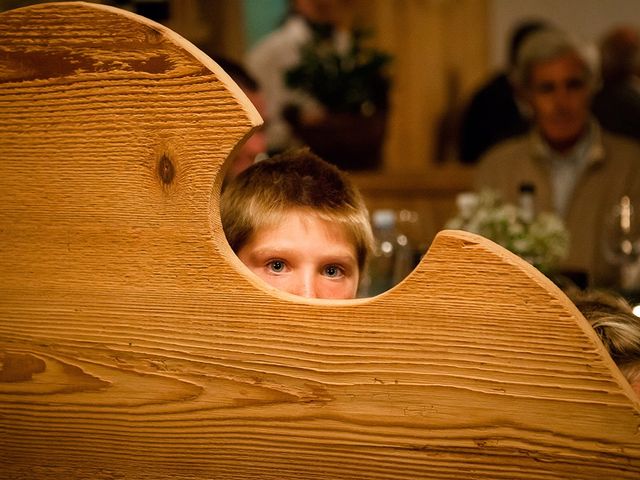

[360,0,489,172]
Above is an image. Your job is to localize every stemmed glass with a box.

[603,195,640,290]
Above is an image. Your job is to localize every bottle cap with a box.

[372,209,396,229]
[519,182,536,194]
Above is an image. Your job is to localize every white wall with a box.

[489,0,640,70]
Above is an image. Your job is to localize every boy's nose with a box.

[295,271,318,298]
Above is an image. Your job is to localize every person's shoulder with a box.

[474,135,531,188]
[474,135,530,188]
[249,17,308,53]
[247,30,284,62]
[601,128,640,153]
[246,16,310,69]
[599,129,640,174]
[478,134,530,165]
[481,72,511,94]
[468,72,511,105]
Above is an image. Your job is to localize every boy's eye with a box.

[323,264,344,278]
[267,260,286,273]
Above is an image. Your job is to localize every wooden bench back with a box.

[1,3,639,478]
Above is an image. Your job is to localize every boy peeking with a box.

[221,149,373,299]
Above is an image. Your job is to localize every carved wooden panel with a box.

[1,3,639,479]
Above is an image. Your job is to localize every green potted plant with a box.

[284,27,392,171]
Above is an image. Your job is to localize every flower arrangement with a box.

[445,189,570,273]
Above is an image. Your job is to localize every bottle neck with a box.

[519,184,536,223]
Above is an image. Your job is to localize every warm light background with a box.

[4,0,640,244]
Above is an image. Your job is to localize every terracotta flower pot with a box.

[289,110,388,171]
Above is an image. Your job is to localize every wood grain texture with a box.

[1,3,639,479]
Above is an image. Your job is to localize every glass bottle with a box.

[518,182,536,224]
[360,209,413,297]
[603,195,640,291]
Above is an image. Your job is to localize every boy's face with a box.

[237,210,359,299]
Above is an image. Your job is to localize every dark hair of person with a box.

[213,55,259,92]
[508,19,551,67]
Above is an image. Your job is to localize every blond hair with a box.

[220,148,373,272]
[568,288,640,386]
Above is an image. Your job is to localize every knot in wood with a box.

[0,352,45,382]
[157,154,175,185]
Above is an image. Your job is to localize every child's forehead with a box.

[248,209,358,256]
[259,207,337,231]
[254,208,354,240]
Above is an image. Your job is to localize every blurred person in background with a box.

[475,29,640,288]
[592,25,640,141]
[458,19,551,164]
[215,56,269,181]
[245,0,355,153]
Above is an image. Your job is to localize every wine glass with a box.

[602,196,640,290]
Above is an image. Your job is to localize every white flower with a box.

[447,188,570,272]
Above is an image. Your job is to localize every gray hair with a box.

[511,29,599,91]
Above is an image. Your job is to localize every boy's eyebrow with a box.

[248,247,291,258]
[319,254,358,265]
[250,247,357,263]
